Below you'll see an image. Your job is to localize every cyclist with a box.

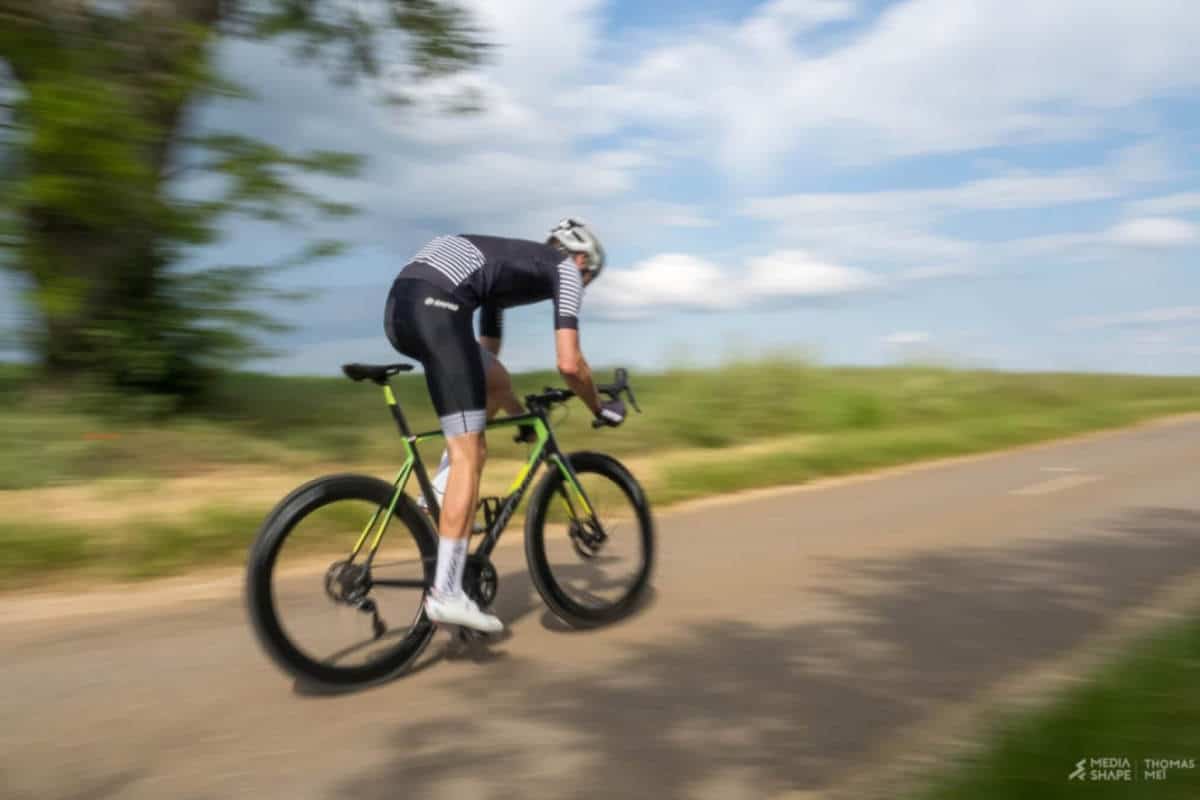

[384,218,627,633]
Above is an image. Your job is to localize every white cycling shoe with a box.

[424,590,504,633]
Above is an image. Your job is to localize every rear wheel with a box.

[245,473,437,687]
[525,452,654,627]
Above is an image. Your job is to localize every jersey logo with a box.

[424,297,460,312]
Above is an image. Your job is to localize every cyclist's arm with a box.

[479,303,502,356]
[551,259,601,414]
[555,329,601,415]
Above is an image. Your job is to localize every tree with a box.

[0,0,485,396]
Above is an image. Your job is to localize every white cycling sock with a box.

[433,536,468,597]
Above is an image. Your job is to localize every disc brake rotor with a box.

[569,519,607,559]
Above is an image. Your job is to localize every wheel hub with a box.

[324,560,371,605]
[569,519,606,559]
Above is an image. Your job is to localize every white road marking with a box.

[1011,474,1103,496]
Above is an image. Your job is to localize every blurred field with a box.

[916,607,1200,799]
[3,359,1200,586]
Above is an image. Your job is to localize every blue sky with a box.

[4,0,1199,375]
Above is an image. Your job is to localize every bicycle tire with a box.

[524,451,655,627]
[245,473,437,687]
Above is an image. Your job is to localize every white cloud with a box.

[737,141,1173,268]
[897,265,978,282]
[1064,306,1200,330]
[586,254,742,318]
[1108,217,1198,248]
[586,248,882,318]
[744,142,1160,225]
[584,0,1200,173]
[197,0,659,252]
[882,331,931,346]
[745,251,881,296]
[198,1,1198,279]
[1128,193,1200,216]
[745,171,1119,221]
[179,0,1200,377]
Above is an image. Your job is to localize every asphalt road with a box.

[3,416,1199,800]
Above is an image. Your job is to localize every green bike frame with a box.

[346,382,598,569]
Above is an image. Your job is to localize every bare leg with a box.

[439,431,486,542]
[426,429,503,632]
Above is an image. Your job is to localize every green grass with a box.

[915,610,1200,798]
[2,359,1200,584]
[116,508,269,580]
[0,499,428,584]
[0,509,267,583]
[659,405,1171,504]
[0,521,93,580]
[3,360,1200,491]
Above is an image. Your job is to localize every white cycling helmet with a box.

[547,217,606,278]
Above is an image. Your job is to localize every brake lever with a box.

[624,383,642,413]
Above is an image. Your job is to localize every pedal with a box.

[456,627,491,644]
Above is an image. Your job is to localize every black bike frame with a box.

[381,383,598,560]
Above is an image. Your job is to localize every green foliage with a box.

[0,0,486,397]
[0,508,263,584]
[3,361,1200,584]
[4,360,1200,492]
[118,508,265,579]
[916,611,1200,799]
[245,0,488,91]
[0,520,92,581]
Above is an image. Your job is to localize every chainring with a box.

[462,554,498,609]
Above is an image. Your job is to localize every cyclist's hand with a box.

[595,398,626,428]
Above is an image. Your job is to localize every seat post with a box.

[381,378,442,520]
[382,380,416,438]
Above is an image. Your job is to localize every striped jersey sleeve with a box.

[553,260,584,330]
[410,235,485,287]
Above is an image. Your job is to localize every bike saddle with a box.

[341,362,414,384]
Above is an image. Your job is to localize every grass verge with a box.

[3,361,1200,585]
[0,509,265,584]
[914,610,1200,798]
[4,361,1200,491]
[659,405,1173,505]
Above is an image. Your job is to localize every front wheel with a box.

[525,452,655,627]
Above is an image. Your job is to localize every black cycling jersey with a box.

[397,234,584,336]
[385,234,586,437]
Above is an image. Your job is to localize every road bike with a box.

[245,362,654,687]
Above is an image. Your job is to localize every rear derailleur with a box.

[324,560,388,640]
